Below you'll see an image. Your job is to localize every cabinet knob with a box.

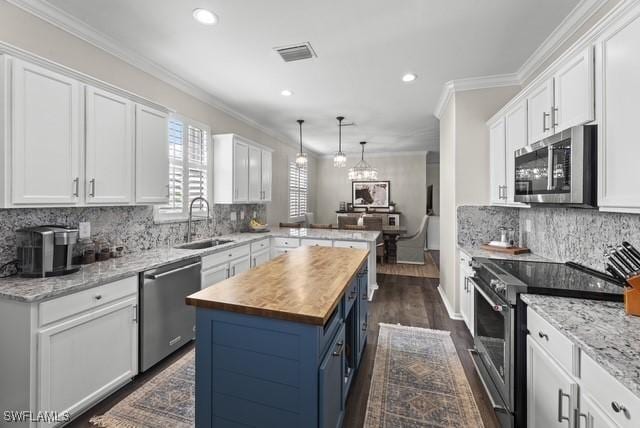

[611,401,627,414]
[332,341,345,356]
[538,331,549,341]
[94,294,102,300]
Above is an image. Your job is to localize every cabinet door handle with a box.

[557,388,571,424]
[73,177,79,197]
[543,112,550,132]
[226,268,230,278]
[552,107,559,128]
[576,410,588,428]
[132,304,138,322]
[611,401,627,415]
[252,257,256,267]
[232,265,236,276]
[332,341,344,356]
[166,184,170,198]
[89,178,96,197]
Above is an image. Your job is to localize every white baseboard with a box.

[368,283,379,301]
[396,260,426,265]
[437,284,463,320]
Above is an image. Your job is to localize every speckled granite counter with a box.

[0,228,380,303]
[458,244,552,262]
[521,294,640,400]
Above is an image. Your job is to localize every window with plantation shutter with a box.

[289,161,308,219]
[157,116,210,220]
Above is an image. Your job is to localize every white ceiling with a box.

[43,0,581,154]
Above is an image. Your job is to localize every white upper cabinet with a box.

[213,134,273,204]
[261,150,272,202]
[135,104,169,204]
[597,8,640,213]
[489,118,507,205]
[11,59,81,205]
[248,145,262,202]
[233,140,249,202]
[554,48,595,131]
[505,100,528,204]
[85,86,134,204]
[527,78,555,144]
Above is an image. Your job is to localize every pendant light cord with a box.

[297,119,304,152]
[338,117,343,152]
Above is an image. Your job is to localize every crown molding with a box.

[319,150,429,159]
[516,0,609,83]
[433,73,520,119]
[5,0,306,153]
[433,0,610,120]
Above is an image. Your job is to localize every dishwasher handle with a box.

[144,261,201,280]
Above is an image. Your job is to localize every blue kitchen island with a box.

[186,246,369,428]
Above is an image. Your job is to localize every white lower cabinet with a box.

[38,297,138,427]
[527,336,577,428]
[230,256,251,277]
[578,391,617,428]
[300,239,332,247]
[201,263,229,289]
[458,252,474,335]
[252,249,270,268]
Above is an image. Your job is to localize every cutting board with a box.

[480,244,531,255]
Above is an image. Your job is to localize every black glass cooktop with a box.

[474,258,625,304]
[494,259,623,296]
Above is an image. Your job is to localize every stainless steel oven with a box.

[469,273,516,427]
[514,125,596,207]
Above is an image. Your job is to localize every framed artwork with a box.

[352,181,390,209]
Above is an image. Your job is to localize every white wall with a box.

[439,86,520,314]
[426,152,440,215]
[315,153,426,234]
[0,0,316,224]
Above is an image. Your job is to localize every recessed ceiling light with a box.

[192,8,218,25]
[281,89,293,97]
[402,73,417,82]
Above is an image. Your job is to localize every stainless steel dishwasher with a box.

[139,257,201,372]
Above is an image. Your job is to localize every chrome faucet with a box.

[186,197,211,242]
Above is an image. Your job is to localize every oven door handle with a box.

[470,278,507,312]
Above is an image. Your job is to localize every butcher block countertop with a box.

[185,246,369,325]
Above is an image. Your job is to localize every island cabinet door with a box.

[319,324,346,428]
[357,268,369,361]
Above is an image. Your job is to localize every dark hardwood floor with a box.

[343,273,500,428]
[70,270,499,428]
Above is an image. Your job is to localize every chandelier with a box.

[333,116,347,168]
[348,141,378,180]
[295,119,307,168]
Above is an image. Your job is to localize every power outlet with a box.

[525,219,533,233]
[230,211,237,222]
[79,222,91,239]
[240,210,245,220]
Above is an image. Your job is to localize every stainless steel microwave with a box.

[514,125,597,207]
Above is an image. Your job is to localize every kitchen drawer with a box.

[527,307,575,373]
[344,278,359,315]
[300,238,332,247]
[333,240,368,250]
[580,352,640,428]
[250,238,269,253]
[271,247,291,259]
[201,244,250,270]
[271,237,300,248]
[319,304,344,359]
[39,275,137,326]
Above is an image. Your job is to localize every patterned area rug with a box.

[365,324,484,427]
[90,350,195,427]
[377,252,440,278]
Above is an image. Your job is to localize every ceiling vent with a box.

[274,42,317,62]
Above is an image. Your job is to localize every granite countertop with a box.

[0,227,379,303]
[458,244,552,262]
[521,294,640,400]
[186,246,369,325]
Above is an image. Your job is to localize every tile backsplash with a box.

[0,204,266,265]
[457,204,640,270]
[520,207,640,269]
[457,205,519,247]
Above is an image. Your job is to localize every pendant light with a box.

[348,141,378,180]
[295,119,308,168]
[333,116,347,168]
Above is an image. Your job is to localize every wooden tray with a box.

[480,244,531,255]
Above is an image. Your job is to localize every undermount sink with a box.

[176,239,234,250]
